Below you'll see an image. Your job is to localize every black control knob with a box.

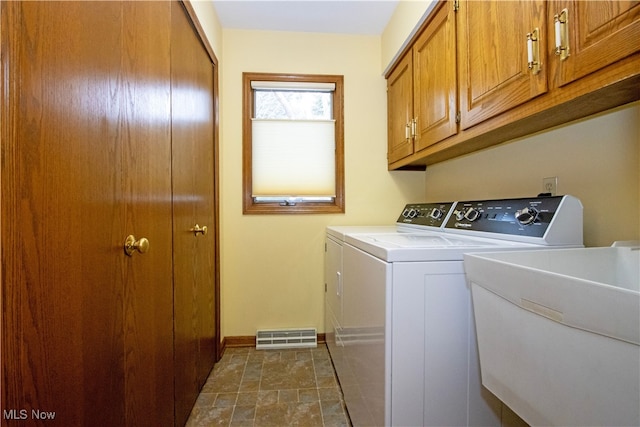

[516,207,539,225]
[407,209,418,219]
[464,208,481,222]
[430,208,443,219]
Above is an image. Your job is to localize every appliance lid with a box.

[345,232,542,262]
[360,233,502,248]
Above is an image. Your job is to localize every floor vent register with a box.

[256,328,317,350]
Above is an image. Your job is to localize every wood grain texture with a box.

[2,2,176,425]
[120,2,174,425]
[458,0,549,130]
[387,53,414,163]
[551,0,640,87]
[2,2,126,424]
[171,1,217,425]
[413,2,458,151]
[387,0,639,170]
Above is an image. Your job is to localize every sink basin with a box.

[464,245,640,427]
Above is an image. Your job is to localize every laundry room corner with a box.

[218,28,425,340]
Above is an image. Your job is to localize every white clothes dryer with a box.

[325,195,583,427]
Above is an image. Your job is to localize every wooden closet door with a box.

[121,2,174,425]
[1,2,173,425]
[1,2,126,424]
[170,2,217,425]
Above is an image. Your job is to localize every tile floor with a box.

[186,345,351,426]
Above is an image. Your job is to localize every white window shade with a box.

[252,119,335,198]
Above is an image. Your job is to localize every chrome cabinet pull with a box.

[190,224,208,236]
[124,235,149,256]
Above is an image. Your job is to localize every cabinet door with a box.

[551,1,640,87]
[458,0,548,129]
[413,2,458,151]
[387,53,414,164]
[171,2,217,425]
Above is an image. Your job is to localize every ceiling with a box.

[211,1,400,35]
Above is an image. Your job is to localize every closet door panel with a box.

[191,41,216,395]
[1,2,125,425]
[121,1,174,425]
[2,2,175,426]
[171,2,216,425]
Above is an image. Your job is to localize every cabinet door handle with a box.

[554,8,570,60]
[336,271,342,296]
[405,122,411,140]
[190,224,208,236]
[124,235,149,256]
[526,27,542,75]
[411,118,417,138]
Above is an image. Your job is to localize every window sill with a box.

[243,201,344,215]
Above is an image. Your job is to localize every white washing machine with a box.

[324,195,583,427]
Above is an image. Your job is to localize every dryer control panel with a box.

[396,202,455,228]
[445,196,569,238]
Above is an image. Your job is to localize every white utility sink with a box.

[464,244,640,427]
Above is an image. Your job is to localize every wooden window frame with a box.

[242,72,345,214]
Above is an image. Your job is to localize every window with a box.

[243,72,344,214]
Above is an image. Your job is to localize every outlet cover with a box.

[543,176,557,195]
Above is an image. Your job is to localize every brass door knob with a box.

[190,224,208,236]
[124,235,150,256]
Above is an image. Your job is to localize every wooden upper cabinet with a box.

[550,0,640,87]
[413,2,458,152]
[387,52,414,164]
[386,0,638,169]
[458,0,548,130]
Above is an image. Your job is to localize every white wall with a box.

[423,102,640,247]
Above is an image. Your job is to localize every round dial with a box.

[430,208,443,219]
[515,207,539,225]
[464,208,481,222]
[455,210,465,221]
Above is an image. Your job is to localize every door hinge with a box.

[454,0,459,12]
[455,111,461,124]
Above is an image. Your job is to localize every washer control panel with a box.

[445,196,566,237]
[397,202,455,228]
